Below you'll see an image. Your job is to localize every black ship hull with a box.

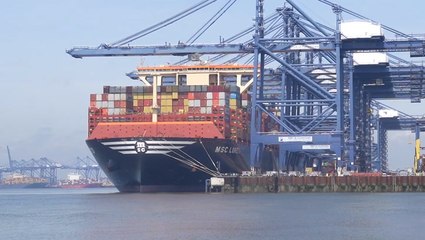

[0,182,48,189]
[87,138,250,192]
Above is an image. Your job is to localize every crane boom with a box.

[66,41,339,58]
[67,43,249,58]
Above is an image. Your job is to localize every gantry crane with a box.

[67,0,425,173]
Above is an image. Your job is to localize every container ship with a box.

[0,173,48,189]
[59,173,103,189]
[87,64,261,192]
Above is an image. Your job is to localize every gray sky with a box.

[0,0,424,170]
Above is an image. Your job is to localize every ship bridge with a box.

[135,64,255,94]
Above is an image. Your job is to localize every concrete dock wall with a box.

[222,175,425,193]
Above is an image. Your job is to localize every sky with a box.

[0,0,424,171]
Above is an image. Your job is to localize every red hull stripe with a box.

[88,121,224,140]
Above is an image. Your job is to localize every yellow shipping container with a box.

[133,100,139,107]
[144,107,153,113]
[172,92,178,99]
[161,106,172,113]
[143,94,153,99]
[184,99,189,106]
[161,94,171,100]
[305,167,313,175]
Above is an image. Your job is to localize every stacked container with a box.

[88,85,250,140]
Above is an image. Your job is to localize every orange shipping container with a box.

[188,92,195,99]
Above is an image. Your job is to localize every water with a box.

[0,188,424,240]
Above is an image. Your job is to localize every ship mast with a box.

[152,75,160,123]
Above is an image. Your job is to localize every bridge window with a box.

[209,74,218,85]
[178,75,187,86]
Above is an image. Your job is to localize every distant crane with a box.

[2,146,62,185]
[7,146,13,169]
[75,156,100,181]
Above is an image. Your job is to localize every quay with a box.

[217,175,425,193]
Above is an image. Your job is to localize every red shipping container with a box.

[117,101,124,108]
[144,100,153,106]
[194,92,205,99]
[102,94,108,101]
[188,92,195,99]
[213,92,219,99]
[200,99,207,106]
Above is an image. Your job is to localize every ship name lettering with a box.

[215,146,240,154]
[229,147,240,154]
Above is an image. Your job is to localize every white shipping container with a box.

[353,52,389,65]
[108,101,114,108]
[188,100,194,107]
[120,93,126,100]
[340,20,384,39]
[219,99,226,106]
[206,107,212,114]
[206,92,213,99]
[210,177,224,187]
[378,109,399,118]
[107,108,115,115]
[96,101,102,108]
[194,100,201,107]
[200,107,207,114]
[101,101,108,108]
[207,100,213,107]
[219,92,225,99]
[68,174,81,181]
[96,94,102,101]
[108,94,114,101]
[242,100,248,107]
